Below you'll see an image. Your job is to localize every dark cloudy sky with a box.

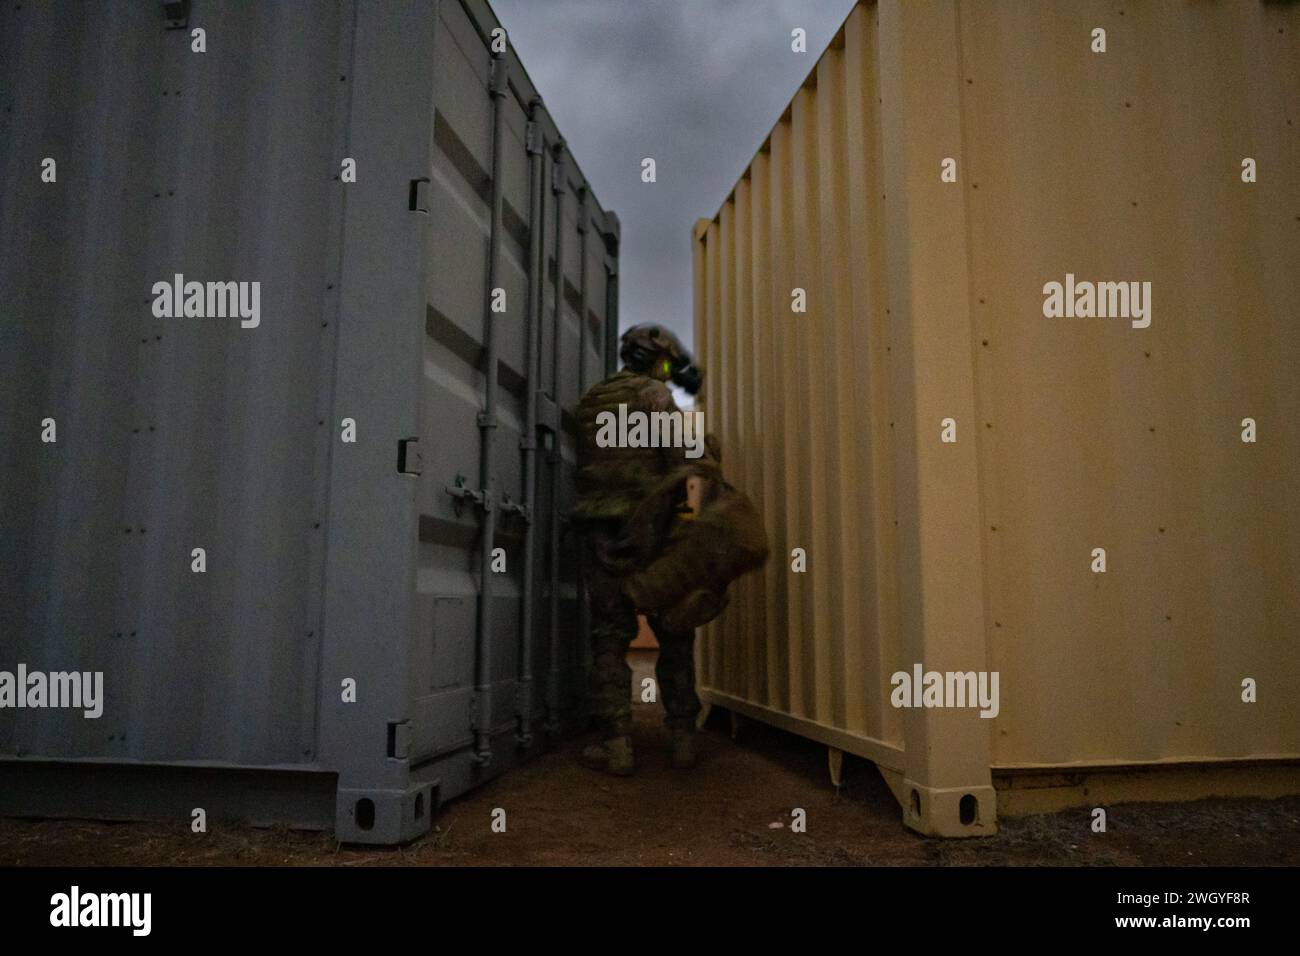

[494,0,859,347]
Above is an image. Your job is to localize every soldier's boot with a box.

[579,735,635,776]
[668,724,697,769]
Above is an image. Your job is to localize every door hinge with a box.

[551,150,567,194]
[576,188,589,233]
[489,56,510,97]
[525,121,543,156]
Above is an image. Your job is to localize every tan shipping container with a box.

[693,0,1300,836]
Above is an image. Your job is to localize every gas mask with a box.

[620,324,704,395]
[671,360,703,395]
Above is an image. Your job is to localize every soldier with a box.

[571,324,706,776]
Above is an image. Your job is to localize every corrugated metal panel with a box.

[694,0,1299,836]
[0,0,618,844]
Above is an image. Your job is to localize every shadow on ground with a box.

[2,651,1297,866]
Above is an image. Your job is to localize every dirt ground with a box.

[2,650,1297,867]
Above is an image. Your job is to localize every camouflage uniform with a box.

[573,369,701,739]
[586,565,700,739]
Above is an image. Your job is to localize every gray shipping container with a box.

[0,0,619,844]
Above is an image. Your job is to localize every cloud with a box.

[493,0,859,347]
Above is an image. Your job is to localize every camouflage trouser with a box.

[588,551,701,739]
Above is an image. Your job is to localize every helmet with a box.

[619,324,704,395]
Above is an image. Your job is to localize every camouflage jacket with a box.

[571,368,693,525]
